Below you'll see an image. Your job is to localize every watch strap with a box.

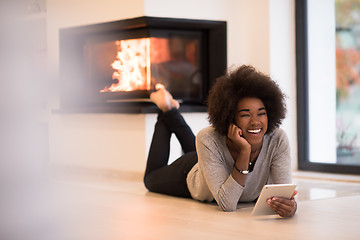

[234,164,249,174]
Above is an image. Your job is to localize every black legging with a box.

[143,108,198,198]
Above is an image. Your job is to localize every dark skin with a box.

[226,97,297,218]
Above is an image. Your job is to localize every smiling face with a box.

[234,97,268,148]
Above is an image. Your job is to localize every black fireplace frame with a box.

[59,16,227,113]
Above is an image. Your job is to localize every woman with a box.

[143,65,297,217]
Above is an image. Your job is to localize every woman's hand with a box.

[227,123,251,151]
[266,190,298,218]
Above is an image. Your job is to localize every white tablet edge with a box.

[251,184,296,216]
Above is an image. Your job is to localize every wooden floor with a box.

[3,168,360,240]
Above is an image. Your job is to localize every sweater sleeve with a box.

[195,129,244,212]
[269,129,292,184]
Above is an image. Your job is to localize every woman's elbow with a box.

[218,202,237,212]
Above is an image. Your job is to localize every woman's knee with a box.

[143,174,155,192]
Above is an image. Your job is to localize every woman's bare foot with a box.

[150,84,180,112]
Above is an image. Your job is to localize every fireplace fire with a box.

[59,16,227,113]
[100,38,151,93]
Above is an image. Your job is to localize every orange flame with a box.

[100,38,151,92]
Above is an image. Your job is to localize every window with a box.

[296,0,360,174]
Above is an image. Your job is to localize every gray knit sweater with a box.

[186,126,292,212]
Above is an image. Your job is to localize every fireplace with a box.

[59,16,227,113]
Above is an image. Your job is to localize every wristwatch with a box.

[234,165,249,175]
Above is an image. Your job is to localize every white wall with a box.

[48,0,297,172]
[50,114,147,172]
[269,0,297,168]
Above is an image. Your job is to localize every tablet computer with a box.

[251,184,296,216]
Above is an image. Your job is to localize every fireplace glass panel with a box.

[83,30,202,103]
